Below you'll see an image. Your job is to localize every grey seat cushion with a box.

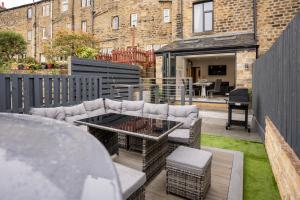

[168,105,199,128]
[105,99,122,114]
[83,98,105,117]
[167,146,213,175]
[143,103,168,119]
[168,129,190,144]
[114,163,146,199]
[63,103,88,123]
[30,107,65,121]
[121,100,144,116]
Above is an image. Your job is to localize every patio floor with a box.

[113,146,243,200]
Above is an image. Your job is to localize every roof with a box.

[156,33,258,55]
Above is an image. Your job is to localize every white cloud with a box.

[2,0,42,9]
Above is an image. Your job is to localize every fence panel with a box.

[253,13,300,157]
[71,57,140,100]
[0,74,103,114]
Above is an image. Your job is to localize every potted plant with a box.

[41,62,47,69]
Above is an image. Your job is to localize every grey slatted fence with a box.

[70,57,140,100]
[0,74,102,114]
[253,13,300,157]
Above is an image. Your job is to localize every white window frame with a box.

[163,9,170,23]
[61,0,68,12]
[193,1,213,33]
[81,21,87,32]
[66,23,71,30]
[27,31,32,41]
[42,4,50,16]
[42,27,47,39]
[27,8,32,19]
[130,13,138,27]
[81,0,91,7]
[112,16,119,30]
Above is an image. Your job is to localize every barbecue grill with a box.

[225,88,250,132]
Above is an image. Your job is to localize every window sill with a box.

[193,31,214,37]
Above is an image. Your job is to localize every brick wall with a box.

[257,0,300,55]
[265,117,300,200]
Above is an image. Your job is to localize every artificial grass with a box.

[201,133,280,200]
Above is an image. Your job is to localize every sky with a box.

[2,0,42,8]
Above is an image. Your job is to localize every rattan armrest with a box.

[189,118,202,149]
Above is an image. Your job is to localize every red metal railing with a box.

[96,48,156,67]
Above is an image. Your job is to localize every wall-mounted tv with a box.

[208,65,227,75]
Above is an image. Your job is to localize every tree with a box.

[0,31,26,61]
[44,30,98,60]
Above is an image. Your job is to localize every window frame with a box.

[112,16,119,30]
[61,0,68,12]
[42,4,50,17]
[27,7,32,19]
[81,21,87,32]
[27,30,32,41]
[193,1,213,33]
[42,27,47,39]
[163,8,170,23]
[130,13,138,27]
[81,0,91,7]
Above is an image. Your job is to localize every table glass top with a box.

[78,113,180,138]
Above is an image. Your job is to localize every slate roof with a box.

[156,33,258,54]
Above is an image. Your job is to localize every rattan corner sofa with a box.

[29,98,202,200]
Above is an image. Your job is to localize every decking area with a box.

[113,146,243,200]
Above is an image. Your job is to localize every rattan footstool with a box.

[166,146,212,200]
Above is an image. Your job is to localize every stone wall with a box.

[94,0,173,50]
[256,0,300,55]
[172,0,254,40]
[235,50,256,88]
[265,117,300,200]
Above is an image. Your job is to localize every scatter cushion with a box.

[168,105,199,128]
[83,98,105,117]
[143,103,168,119]
[168,129,190,144]
[114,163,146,199]
[63,103,88,123]
[30,107,65,121]
[105,99,122,114]
[167,146,212,175]
[121,100,144,116]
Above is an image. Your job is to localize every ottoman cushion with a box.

[168,129,190,144]
[114,163,146,199]
[167,146,212,174]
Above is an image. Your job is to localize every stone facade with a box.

[172,0,255,40]
[257,0,300,55]
[94,0,172,51]
[236,50,256,88]
[265,117,300,200]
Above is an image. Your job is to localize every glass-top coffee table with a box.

[76,113,182,180]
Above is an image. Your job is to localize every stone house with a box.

[0,0,299,89]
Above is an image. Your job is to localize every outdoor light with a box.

[245,63,249,70]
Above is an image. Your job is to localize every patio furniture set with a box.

[29,98,213,200]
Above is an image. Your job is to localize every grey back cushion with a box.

[30,107,65,121]
[168,105,199,128]
[121,100,144,116]
[63,103,88,123]
[143,103,168,119]
[105,99,122,113]
[83,98,105,117]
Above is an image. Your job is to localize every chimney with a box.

[1,2,4,8]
